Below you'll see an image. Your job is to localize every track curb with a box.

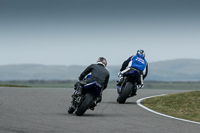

[136,94,200,125]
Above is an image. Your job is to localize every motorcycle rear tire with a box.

[75,93,94,116]
[117,82,133,104]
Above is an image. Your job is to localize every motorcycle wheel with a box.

[75,93,94,116]
[117,82,133,104]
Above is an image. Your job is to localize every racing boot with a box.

[129,87,137,97]
[72,82,82,97]
[68,104,75,114]
[116,80,121,86]
[129,91,137,97]
[117,86,122,95]
[90,96,102,110]
[76,87,82,96]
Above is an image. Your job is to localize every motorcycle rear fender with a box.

[84,81,102,89]
[83,81,102,97]
[125,70,140,83]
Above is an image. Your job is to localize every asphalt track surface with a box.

[0,87,199,133]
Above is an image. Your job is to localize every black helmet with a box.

[97,57,107,67]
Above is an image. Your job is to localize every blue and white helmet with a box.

[136,49,145,58]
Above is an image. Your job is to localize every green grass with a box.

[1,80,200,90]
[144,81,200,90]
[0,83,74,88]
[0,80,75,88]
[142,91,200,122]
[0,84,29,87]
[109,81,200,90]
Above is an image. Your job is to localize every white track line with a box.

[136,94,200,125]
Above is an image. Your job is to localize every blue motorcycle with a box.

[68,80,102,116]
[117,68,143,103]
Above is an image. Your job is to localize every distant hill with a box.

[0,64,84,81]
[0,59,200,81]
[147,59,200,81]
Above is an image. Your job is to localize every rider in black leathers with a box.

[73,57,110,105]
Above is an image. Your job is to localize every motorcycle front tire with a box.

[75,93,94,116]
[117,82,133,104]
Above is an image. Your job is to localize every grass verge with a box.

[142,91,200,122]
[0,84,30,87]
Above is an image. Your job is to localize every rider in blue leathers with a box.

[117,49,148,95]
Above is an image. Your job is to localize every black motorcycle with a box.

[68,81,102,116]
[117,68,143,104]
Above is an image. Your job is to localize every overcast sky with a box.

[1,0,200,66]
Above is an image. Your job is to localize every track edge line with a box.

[136,94,200,125]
